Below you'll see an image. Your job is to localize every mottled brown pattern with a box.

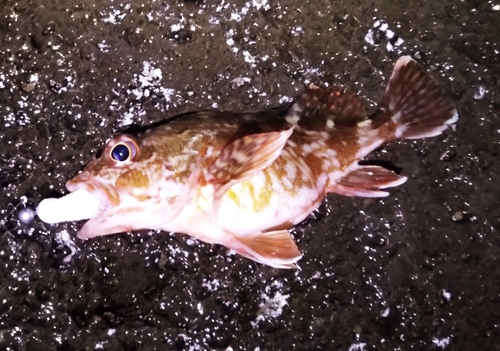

[296,86,368,129]
[303,152,325,179]
[324,128,360,169]
[77,88,371,207]
[208,131,284,185]
[116,170,149,189]
[135,112,292,185]
[268,159,297,195]
[268,153,288,182]
[374,118,398,143]
[368,108,393,130]
[272,145,317,190]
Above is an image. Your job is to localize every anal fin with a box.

[328,164,407,198]
[226,230,302,269]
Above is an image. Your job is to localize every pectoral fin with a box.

[328,164,407,197]
[207,127,294,201]
[226,230,302,269]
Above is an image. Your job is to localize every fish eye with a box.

[111,144,131,162]
[104,135,140,166]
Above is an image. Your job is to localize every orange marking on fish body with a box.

[104,186,121,206]
[252,169,273,212]
[116,169,149,189]
[225,189,241,207]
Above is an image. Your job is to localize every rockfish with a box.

[39,56,458,268]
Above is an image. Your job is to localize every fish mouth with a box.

[65,172,181,239]
[66,175,120,209]
[65,174,126,239]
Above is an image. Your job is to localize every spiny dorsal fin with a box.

[293,86,368,130]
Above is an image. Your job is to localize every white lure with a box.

[37,190,100,224]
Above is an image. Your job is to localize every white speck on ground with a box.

[364,29,375,45]
[101,8,126,24]
[381,307,390,317]
[97,41,111,53]
[242,50,255,65]
[474,85,486,100]
[291,26,302,36]
[10,267,30,282]
[348,343,367,351]
[251,0,269,10]
[251,280,289,327]
[231,77,251,88]
[432,336,451,348]
[442,289,451,301]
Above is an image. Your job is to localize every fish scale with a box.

[51,56,459,268]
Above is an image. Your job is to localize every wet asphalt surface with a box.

[1,0,499,350]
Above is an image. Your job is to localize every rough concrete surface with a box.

[0,0,499,350]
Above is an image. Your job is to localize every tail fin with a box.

[381,56,458,140]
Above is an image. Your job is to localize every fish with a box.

[63,56,458,268]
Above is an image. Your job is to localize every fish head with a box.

[66,134,181,239]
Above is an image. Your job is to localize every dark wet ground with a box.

[1,0,499,350]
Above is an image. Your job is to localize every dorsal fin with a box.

[292,85,368,130]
